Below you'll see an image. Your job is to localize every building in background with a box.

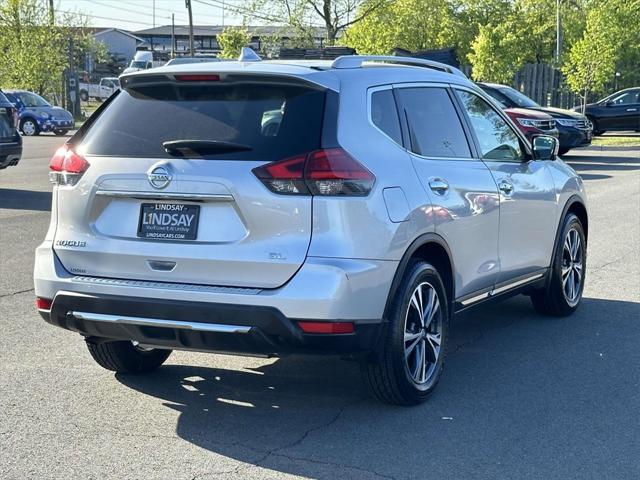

[132,25,329,59]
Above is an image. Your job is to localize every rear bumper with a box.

[34,243,396,355]
[0,139,22,168]
[40,291,382,356]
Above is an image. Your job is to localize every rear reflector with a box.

[297,321,354,334]
[253,148,375,196]
[175,74,220,81]
[36,297,52,311]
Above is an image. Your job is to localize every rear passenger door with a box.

[453,87,557,284]
[394,84,501,300]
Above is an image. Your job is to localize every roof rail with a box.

[331,55,467,78]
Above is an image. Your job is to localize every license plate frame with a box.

[137,203,200,241]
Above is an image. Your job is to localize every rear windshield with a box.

[79,82,326,161]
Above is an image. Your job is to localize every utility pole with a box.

[555,0,561,63]
[222,0,225,26]
[171,14,176,59]
[48,0,54,25]
[186,0,195,57]
[153,0,156,28]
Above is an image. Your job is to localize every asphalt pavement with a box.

[1,135,639,479]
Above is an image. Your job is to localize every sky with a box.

[55,0,246,32]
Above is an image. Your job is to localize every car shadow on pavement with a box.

[116,295,640,479]
[0,188,51,211]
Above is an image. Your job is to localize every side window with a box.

[456,90,524,162]
[482,88,510,108]
[396,87,471,158]
[610,91,636,105]
[370,89,402,145]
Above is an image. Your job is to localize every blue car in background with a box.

[3,90,74,136]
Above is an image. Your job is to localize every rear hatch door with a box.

[54,75,326,288]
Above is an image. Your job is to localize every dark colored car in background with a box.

[504,107,559,142]
[478,82,592,155]
[0,89,22,170]
[577,87,640,135]
[3,90,74,137]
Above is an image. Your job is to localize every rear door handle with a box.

[626,108,638,112]
[428,178,449,195]
[498,179,514,195]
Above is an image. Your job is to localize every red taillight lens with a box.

[49,145,89,186]
[36,297,52,310]
[252,148,375,196]
[298,321,354,334]
[175,74,220,81]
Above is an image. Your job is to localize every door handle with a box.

[498,179,514,195]
[428,178,449,195]
[626,108,638,112]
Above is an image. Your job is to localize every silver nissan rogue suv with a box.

[34,53,588,405]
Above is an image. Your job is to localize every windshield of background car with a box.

[14,92,50,107]
[499,87,539,108]
[131,61,148,68]
[79,82,326,161]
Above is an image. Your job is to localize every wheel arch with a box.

[383,233,455,322]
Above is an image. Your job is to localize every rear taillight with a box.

[49,145,89,186]
[253,148,375,196]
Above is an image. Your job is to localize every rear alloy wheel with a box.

[86,339,172,374]
[362,262,449,405]
[531,213,586,316]
[20,118,39,136]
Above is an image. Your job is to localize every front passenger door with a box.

[454,88,557,284]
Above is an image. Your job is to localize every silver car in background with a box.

[34,55,588,405]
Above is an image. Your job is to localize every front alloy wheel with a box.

[531,213,586,316]
[562,227,583,307]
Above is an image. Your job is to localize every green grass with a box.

[592,136,640,147]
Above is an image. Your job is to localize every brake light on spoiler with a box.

[253,148,375,196]
[49,145,90,186]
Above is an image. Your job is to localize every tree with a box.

[217,26,252,59]
[0,0,101,100]
[562,0,635,112]
[343,0,458,55]
[238,0,384,46]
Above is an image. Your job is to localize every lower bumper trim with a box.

[70,311,252,334]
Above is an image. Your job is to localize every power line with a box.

[56,8,155,26]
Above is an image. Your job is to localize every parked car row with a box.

[478,82,593,155]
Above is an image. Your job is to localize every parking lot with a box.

[1,135,639,479]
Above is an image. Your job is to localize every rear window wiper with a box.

[163,140,253,155]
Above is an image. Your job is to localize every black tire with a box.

[53,129,68,136]
[361,261,449,405]
[558,147,570,156]
[80,90,89,102]
[20,118,39,136]
[86,340,172,373]
[586,116,604,136]
[531,213,586,317]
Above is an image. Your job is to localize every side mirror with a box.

[532,135,559,160]
[605,100,614,107]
